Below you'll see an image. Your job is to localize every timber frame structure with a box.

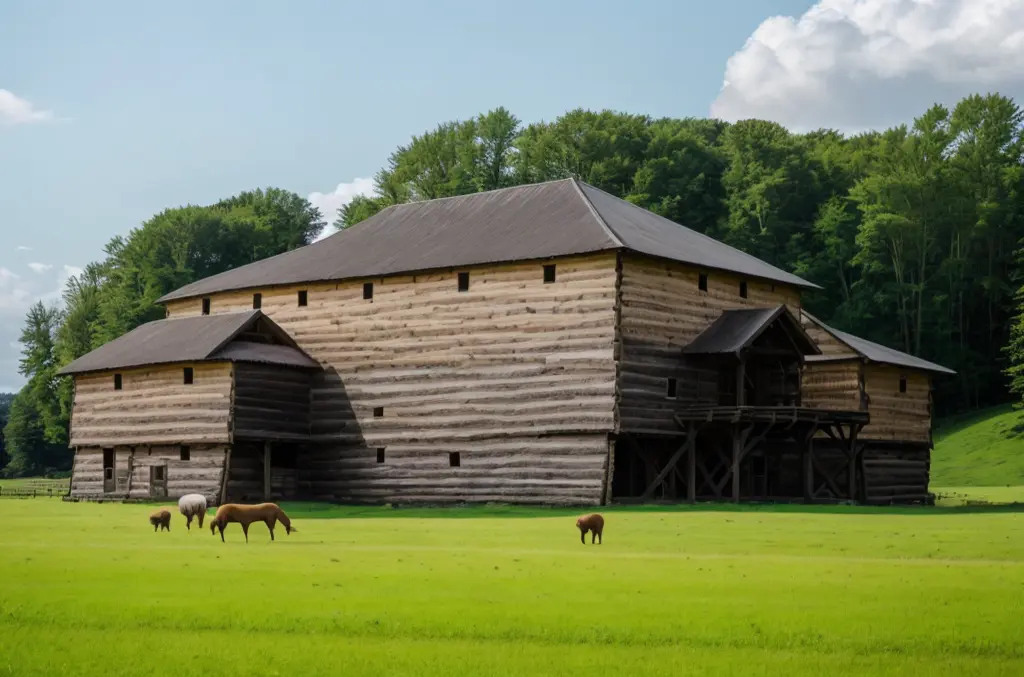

[59,179,955,506]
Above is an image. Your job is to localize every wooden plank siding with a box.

[70,363,233,447]
[862,365,932,444]
[616,253,802,435]
[164,253,620,504]
[70,444,226,502]
[232,363,312,441]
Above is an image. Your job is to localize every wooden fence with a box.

[0,480,70,499]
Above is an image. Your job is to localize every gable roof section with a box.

[801,311,956,375]
[684,305,820,358]
[57,310,319,375]
[157,179,818,303]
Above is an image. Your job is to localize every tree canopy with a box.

[1,188,324,476]
[4,95,1024,476]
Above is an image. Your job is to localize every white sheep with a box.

[177,493,208,532]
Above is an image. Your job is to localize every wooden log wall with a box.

[166,253,618,505]
[862,366,932,444]
[69,444,226,502]
[68,447,106,498]
[617,253,802,435]
[126,445,226,502]
[801,360,863,411]
[297,435,610,504]
[862,443,931,504]
[70,363,233,446]
[225,442,263,502]
[231,363,311,441]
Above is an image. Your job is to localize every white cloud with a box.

[16,245,32,251]
[711,0,1024,132]
[0,89,54,125]
[308,178,376,241]
[27,262,52,274]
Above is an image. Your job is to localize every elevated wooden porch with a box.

[615,405,869,504]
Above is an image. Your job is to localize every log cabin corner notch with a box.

[57,310,319,503]
[59,178,955,506]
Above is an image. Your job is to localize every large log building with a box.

[59,179,954,505]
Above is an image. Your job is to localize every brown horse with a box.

[209,503,295,543]
[576,513,604,544]
[149,509,171,532]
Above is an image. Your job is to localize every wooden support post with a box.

[849,423,862,502]
[802,432,814,502]
[263,441,271,502]
[736,358,746,407]
[641,438,690,500]
[687,424,697,503]
[219,446,232,506]
[731,424,742,502]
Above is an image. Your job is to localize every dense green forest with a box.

[3,93,1024,476]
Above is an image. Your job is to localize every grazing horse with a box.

[178,493,207,532]
[149,509,171,532]
[209,503,295,543]
[575,513,604,545]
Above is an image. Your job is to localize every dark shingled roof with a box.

[684,306,820,357]
[57,311,319,375]
[157,179,818,303]
[801,311,956,375]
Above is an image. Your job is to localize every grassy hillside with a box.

[931,404,1024,487]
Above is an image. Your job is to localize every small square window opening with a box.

[543,264,556,284]
[252,293,262,309]
[667,378,678,399]
[449,452,461,467]
[373,406,384,418]
[363,282,374,300]
[297,290,308,307]
[899,376,907,393]
[113,374,122,390]
[180,445,190,461]
[739,281,748,299]
[183,367,194,384]
[201,298,211,315]
[376,448,385,463]
[698,273,708,292]
[457,272,470,292]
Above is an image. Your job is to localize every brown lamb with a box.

[149,509,171,532]
[209,502,295,543]
[576,513,604,545]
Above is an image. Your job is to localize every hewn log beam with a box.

[641,436,692,500]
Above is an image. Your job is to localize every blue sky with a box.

[2,0,1023,391]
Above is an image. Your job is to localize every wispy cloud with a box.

[308,178,376,241]
[16,245,32,251]
[0,263,83,391]
[27,262,53,274]
[0,89,55,125]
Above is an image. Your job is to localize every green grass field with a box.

[931,405,1024,487]
[1,500,1023,676]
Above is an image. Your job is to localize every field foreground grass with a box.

[1,501,1023,676]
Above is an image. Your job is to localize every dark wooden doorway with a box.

[102,448,115,493]
[149,465,168,498]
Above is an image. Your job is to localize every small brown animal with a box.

[149,509,171,532]
[576,513,604,545]
[209,502,295,543]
